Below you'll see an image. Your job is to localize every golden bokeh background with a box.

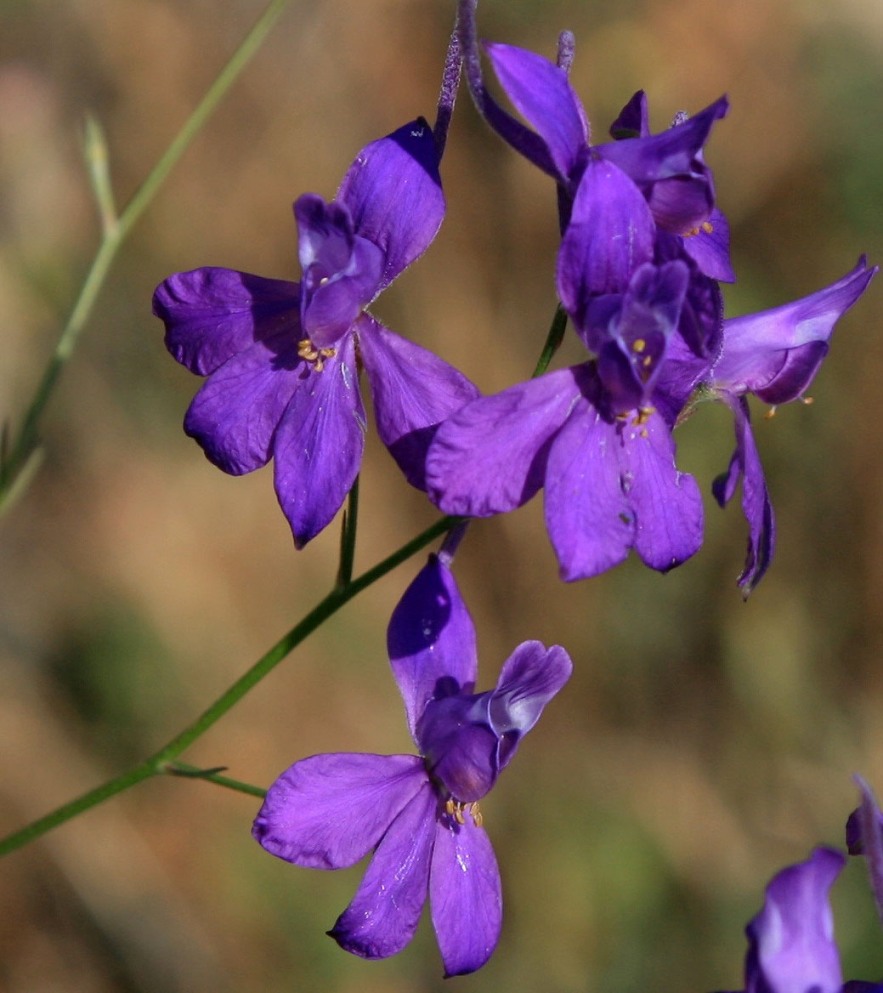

[1,1,882,991]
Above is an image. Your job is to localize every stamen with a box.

[801,395,815,406]
[445,797,484,828]
[764,406,778,420]
[632,338,646,354]
[297,338,337,372]
[634,406,655,426]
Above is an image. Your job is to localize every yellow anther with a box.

[634,406,655,426]
[642,355,652,368]
[632,338,646,354]
[297,338,337,372]
[445,798,484,828]
[764,406,778,420]
[801,395,815,406]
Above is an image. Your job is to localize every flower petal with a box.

[252,753,427,869]
[272,334,366,547]
[183,330,303,475]
[430,815,502,977]
[484,41,588,182]
[387,554,478,742]
[357,316,479,490]
[845,776,883,924]
[153,267,300,376]
[418,694,498,803]
[682,207,735,282]
[336,119,444,290]
[426,368,583,517]
[713,258,877,403]
[746,848,845,993]
[328,781,436,960]
[544,395,635,580]
[620,409,703,573]
[712,395,775,596]
[490,642,573,770]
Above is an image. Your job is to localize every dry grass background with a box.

[1,1,883,991]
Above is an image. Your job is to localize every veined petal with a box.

[746,848,845,993]
[558,158,655,327]
[329,781,436,960]
[337,119,444,290]
[620,409,703,573]
[712,395,775,596]
[153,268,300,376]
[430,815,502,977]
[387,554,478,743]
[183,328,303,475]
[357,316,479,490]
[252,753,427,869]
[544,395,635,581]
[426,367,584,517]
[484,41,588,182]
[272,335,366,548]
[713,258,877,403]
[490,642,573,770]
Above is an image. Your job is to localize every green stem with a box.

[0,0,292,514]
[531,303,568,378]
[163,762,267,799]
[0,513,461,858]
[336,475,360,589]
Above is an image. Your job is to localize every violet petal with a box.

[417,694,498,802]
[430,815,502,977]
[272,335,366,548]
[252,753,427,869]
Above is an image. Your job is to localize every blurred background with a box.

[1,0,882,990]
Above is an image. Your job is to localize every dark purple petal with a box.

[252,753,427,869]
[846,776,883,925]
[357,315,479,490]
[621,408,703,573]
[558,158,655,327]
[745,848,845,993]
[490,642,573,770]
[387,554,478,743]
[430,815,502,977]
[183,329,303,475]
[484,41,589,182]
[295,194,384,348]
[153,268,300,376]
[329,782,436,960]
[712,258,877,403]
[417,693,497,802]
[544,394,635,580]
[609,90,650,140]
[336,119,444,290]
[426,367,584,517]
[272,335,366,548]
[681,207,735,282]
[596,96,729,234]
[712,395,775,596]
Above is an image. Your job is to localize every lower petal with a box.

[430,815,502,977]
[252,753,427,869]
[329,782,436,960]
[358,316,479,490]
[272,335,367,547]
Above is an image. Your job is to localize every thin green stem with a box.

[0,0,292,514]
[0,513,461,858]
[163,762,267,799]
[336,475,360,589]
[531,303,569,378]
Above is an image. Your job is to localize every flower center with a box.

[297,338,336,372]
[445,797,484,828]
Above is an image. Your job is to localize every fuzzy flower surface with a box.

[252,554,572,976]
[153,119,477,547]
[729,847,882,993]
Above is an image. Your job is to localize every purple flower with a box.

[732,848,883,993]
[153,120,478,547]
[704,258,877,594]
[845,776,883,926]
[252,554,572,975]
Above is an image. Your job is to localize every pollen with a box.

[632,338,646,354]
[764,405,778,420]
[297,338,336,372]
[445,797,483,828]
[634,405,655,426]
[683,220,714,237]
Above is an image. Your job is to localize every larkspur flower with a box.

[153,119,477,547]
[252,554,572,975]
[701,258,877,594]
[728,847,883,993]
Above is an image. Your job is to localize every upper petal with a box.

[620,408,704,573]
[387,554,479,743]
[252,752,427,869]
[183,329,303,475]
[711,394,775,597]
[484,41,589,183]
[328,781,436,960]
[490,641,573,770]
[153,267,300,376]
[357,316,479,491]
[272,334,366,547]
[745,848,845,993]
[712,258,877,403]
[682,207,735,282]
[336,118,444,290]
[426,367,584,517]
[430,815,503,977]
